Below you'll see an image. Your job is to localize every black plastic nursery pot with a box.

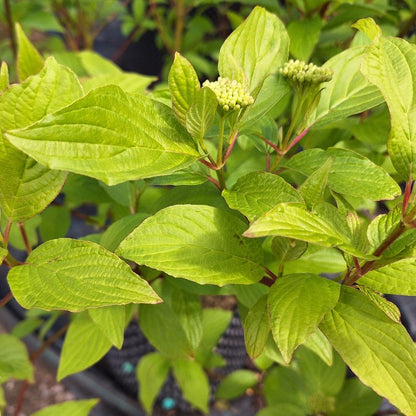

[0,301,257,416]
[0,259,257,416]
[0,262,413,416]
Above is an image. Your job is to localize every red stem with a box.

[0,291,13,308]
[199,158,217,170]
[284,126,310,154]
[3,219,12,247]
[13,381,28,416]
[207,176,221,190]
[222,130,239,164]
[18,223,32,254]
[402,179,413,218]
[256,134,282,155]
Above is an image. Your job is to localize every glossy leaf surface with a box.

[6,86,200,186]
[0,58,81,222]
[31,400,99,416]
[268,274,340,363]
[218,6,289,96]
[118,205,265,286]
[8,238,161,312]
[320,286,416,416]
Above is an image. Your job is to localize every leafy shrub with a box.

[2,5,416,416]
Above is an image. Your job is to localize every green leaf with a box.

[222,172,302,221]
[139,302,193,359]
[0,57,82,222]
[132,0,146,20]
[359,258,416,295]
[296,347,346,397]
[0,247,8,264]
[218,6,289,97]
[31,400,99,416]
[58,312,112,380]
[82,72,156,95]
[169,53,200,126]
[361,36,416,180]
[100,213,148,252]
[268,274,340,363]
[367,206,401,250]
[287,16,322,62]
[244,295,270,359]
[352,17,382,42]
[232,283,268,308]
[137,352,171,415]
[262,335,286,366]
[7,238,161,312]
[171,288,203,350]
[15,23,44,81]
[147,163,209,186]
[172,359,210,413]
[320,285,416,416]
[285,148,400,201]
[216,369,258,400]
[117,205,265,286]
[185,87,218,140]
[330,378,382,416]
[240,74,290,133]
[357,285,401,322]
[88,305,126,348]
[299,158,332,209]
[78,51,120,76]
[12,316,43,339]
[0,386,4,412]
[6,85,200,186]
[0,334,34,383]
[0,61,9,91]
[195,308,232,367]
[39,206,71,241]
[244,203,361,257]
[271,237,308,263]
[303,329,333,366]
[309,46,384,128]
[263,366,309,411]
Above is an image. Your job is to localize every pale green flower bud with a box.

[279,59,333,86]
[203,77,254,112]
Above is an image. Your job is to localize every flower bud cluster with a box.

[203,77,254,112]
[279,60,333,85]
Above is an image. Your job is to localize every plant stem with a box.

[198,138,217,168]
[149,0,173,54]
[111,24,141,62]
[13,323,70,416]
[4,253,21,268]
[282,94,306,149]
[173,0,186,53]
[3,219,12,248]
[343,222,407,286]
[13,380,28,416]
[3,0,17,60]
[215,117,227,190]
[30,323,70,362]
[0,292,13,308]
[207,176,221,190]
[18,223,32,254]
[222,130,239,165]
[402,178,414,218]
[398,10,416,38]
[255,134,282,155]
